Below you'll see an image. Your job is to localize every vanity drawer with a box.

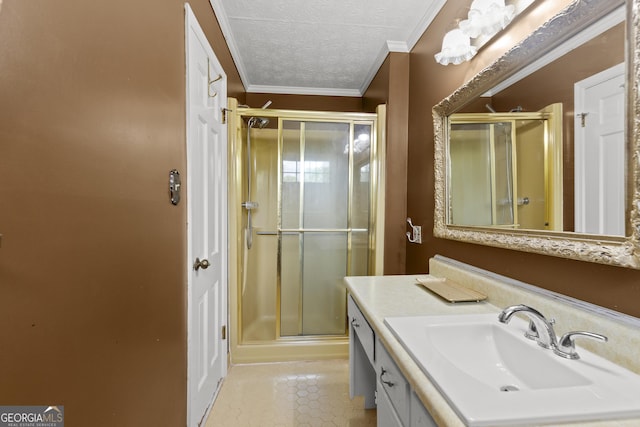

[348,295,375,365]
[376,338,410,425]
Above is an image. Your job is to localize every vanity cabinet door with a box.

[376,338,410,425]
[348,295,376,408]
[377,380,404,427]
[410,391,437,427]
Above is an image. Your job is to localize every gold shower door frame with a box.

[276,118,371,340]
[227,100,386,363]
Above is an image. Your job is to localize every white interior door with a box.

[185,4,227,426]
[574,63,625,235]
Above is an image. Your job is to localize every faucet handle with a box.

[553,331,608,360]
[524,318,555,341]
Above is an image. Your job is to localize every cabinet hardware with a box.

[380,367,395,387]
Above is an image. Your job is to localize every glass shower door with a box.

[279,120,370,337]
[449,121,517,227]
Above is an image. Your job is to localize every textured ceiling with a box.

[210,0,446,96]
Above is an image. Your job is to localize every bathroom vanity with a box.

[346,256,640,426]
[349,294,438,427]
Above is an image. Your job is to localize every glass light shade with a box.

[344,133,371,154]
[459,0,516,38]
[434,29,478,66]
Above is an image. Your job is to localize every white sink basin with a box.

[385,313,640,426]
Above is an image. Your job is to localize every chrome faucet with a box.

[498,304,558,350]
[554,331,608,360]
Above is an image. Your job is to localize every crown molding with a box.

[406,0,447,50]
[208,0,251,89]
[387,40,410,52]
[247,84,363,97]
[359,1,446,95]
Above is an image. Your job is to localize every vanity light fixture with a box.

[434,28,478,66]
[459,0,516,38]
[435,0,536,65]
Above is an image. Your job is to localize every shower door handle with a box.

[193,257,211,271]
[256,231,278,236]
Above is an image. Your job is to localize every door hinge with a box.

[221,325,227,340]
[222,108,230,124]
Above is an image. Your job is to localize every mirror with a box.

[434,0,640,268]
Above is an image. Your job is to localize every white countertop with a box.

[345,274,640,427]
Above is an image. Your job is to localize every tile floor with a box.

[205,359,377,427]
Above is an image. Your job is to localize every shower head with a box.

[248,116,270,129]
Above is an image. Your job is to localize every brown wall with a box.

[363,53,411,274]
[246,92,363,112]
[406,1,640,318]
[363,56,391,113]
[0,1,242,425]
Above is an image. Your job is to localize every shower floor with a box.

[205,359,376,426]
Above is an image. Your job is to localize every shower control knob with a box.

[194,257,211,271]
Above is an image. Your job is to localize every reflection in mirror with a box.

[446,7,625,235]
[433,0,640,268]
[449,104,563,231]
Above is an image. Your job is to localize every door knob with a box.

[193,257,211,271]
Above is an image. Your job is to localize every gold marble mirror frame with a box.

[433,0,640,269]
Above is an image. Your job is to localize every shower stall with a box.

[227,100,385,363]
[447,103,563,231]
